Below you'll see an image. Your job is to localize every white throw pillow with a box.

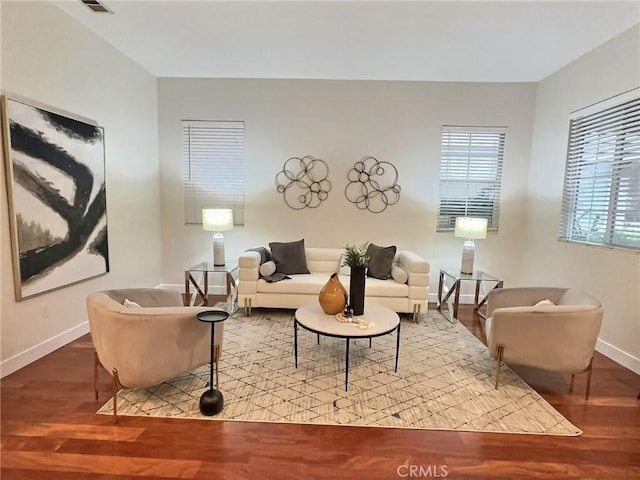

[533,299,555,311]
[123,298,141,308]
[259,260,277,277]
[391,265,408,284]
[534,299,554,306]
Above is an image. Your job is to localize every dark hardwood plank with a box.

[2,304,639,480]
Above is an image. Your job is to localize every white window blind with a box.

[559,89,640,251]
[437,126,506,231]
[182,120,245,225]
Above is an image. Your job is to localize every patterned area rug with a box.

[98,308,581,435]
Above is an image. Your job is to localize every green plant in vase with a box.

[341,242,373,268]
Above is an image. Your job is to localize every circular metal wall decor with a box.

[275,155,332,209]
[345,156,401,213]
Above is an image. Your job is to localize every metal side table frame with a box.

[185,261,238,314]
[437,268,503,323]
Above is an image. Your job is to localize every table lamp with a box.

[202,209,234,266]
[454,217,488,275]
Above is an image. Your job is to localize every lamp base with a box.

[460,239,475,275]
[213,232,225,266]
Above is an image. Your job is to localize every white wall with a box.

[524,25,640,372]
[0,1,162,375]
[158,79,537,298]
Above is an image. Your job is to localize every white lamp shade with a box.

[202,209,234,232]
[454,217,488,240]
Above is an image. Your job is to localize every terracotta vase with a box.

[319,273,348,315]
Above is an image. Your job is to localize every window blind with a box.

[559,89,640,251]
[437,126,506,231]
[182,120,245,225]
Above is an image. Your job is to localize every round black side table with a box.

[196,310,228,416]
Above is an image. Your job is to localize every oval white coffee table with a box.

[294,302,400,391]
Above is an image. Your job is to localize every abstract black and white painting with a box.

[1,96,109,300]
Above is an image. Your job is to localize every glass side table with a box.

[185,261,238,314]
[437,267,504,323]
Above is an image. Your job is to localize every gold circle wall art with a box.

[345,156,401,213]
[275,155,332,209]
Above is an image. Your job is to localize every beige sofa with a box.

[485,287,603,398]
[86,288,224,422]
[237,247,429,319]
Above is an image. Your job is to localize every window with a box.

[437,126,506,231]
[559,89,639,251]
[182,120,245,225]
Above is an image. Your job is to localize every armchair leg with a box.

[94,350,99,400]
[494,344,505,389]
[95,353,122,424]
[585,357,594,400]
[244,298,252,317]
[569,357,594,399]
[112,368,120,424]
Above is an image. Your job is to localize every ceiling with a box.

[51,0,640,82]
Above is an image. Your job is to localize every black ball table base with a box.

[199,388,224,416]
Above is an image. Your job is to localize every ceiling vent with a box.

[80,0,113,14]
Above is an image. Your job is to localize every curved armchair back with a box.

[486,287,603,374]
[87,288,223,388]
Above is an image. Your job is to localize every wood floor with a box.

[2,304,639,480]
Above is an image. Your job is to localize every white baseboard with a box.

[0,321,90,379]
[596,338,640,375]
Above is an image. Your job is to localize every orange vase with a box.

[319,273,348,315]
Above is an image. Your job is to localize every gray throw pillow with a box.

[366,243,397,279]
[269,239,310,275]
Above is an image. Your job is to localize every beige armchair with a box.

[87,288,224,422]
[485,287,603,399]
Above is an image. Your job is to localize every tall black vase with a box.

[349,266,366,316]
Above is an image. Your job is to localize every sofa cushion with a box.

[305,247,344,273]
[269,239,311,275]
[257,273,329,294]
[256,272,409,298]
[366,243,396,279]
[365,277,409,297]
